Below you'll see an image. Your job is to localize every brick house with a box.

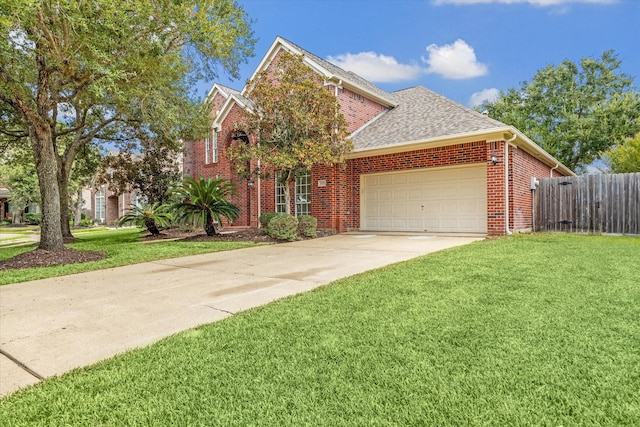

[183,37,573,236]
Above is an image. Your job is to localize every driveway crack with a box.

[0,347,44,380]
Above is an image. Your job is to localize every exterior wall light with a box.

[490,153,498,165]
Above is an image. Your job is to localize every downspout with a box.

[505,132,517,235]
[550,163,559,178]
[257,159,261,227]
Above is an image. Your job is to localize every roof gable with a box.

[245,36,397,108]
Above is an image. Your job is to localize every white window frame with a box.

[275,171,287,213]
[95,188,105,222]
[212,130,218,163]
[295,170,311,216]
[204,134,210,164]
[274,170,311,216]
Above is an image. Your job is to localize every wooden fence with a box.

[534,173,640,235]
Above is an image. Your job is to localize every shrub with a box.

[297,215,317,238]
[79,218,94,227]
[259,212,278,229]
[25,212,41,225]
[267,213,298,241]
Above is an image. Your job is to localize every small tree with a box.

[171,177,240,236]
[602,132,640,173]
[117,202,173,236]
[228,51,352,214]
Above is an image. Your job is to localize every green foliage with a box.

[0,151,40,210]
[0,0,255,250]
[482,51,640,172]
[228,51,352,214]
[171,177,240,236]
[78,218,94,227]
[267,213,299,241]
[117,202,173,236]
[297,215,317,238]
[259,212,278,229]
[602,132,640,173]
[24,212,41,225]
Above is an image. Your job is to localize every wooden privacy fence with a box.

[534,173,640,235]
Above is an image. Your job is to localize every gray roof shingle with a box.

[281,38,397,106]
[351,86,508,150]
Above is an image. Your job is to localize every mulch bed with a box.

[0,227,333,271]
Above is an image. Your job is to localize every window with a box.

[274,170,311,216]
[212,130,218,163]
[275,171,287,213]
[295,170,311,216]
[204,134,210,164]
[205,130,219,164]
[95,188,105,222]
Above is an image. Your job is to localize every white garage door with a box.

[361,165,487,233]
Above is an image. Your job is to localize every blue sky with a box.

[200,0,639,109]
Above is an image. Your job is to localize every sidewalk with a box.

[0,233,483,396]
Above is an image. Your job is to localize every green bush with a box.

[297,215,317,238]
[259,212,278,229]
[79,218,94,227]
[267,213,298,241]
[25,212,41,225]
[0,218,11,226]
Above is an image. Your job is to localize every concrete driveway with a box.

[0,233,482,397]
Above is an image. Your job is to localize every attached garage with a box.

[360,164,487,233]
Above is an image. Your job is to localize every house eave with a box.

[348,126,575,176]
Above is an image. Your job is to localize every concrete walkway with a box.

[0,233,482,397]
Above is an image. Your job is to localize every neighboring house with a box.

[0,182,40,224]
[86,184,139,225]
[0,184,9,222]
[183,37,574,236]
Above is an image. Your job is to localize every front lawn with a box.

[1,234,639,425]
[0,227,258,286]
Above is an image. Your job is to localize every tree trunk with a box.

[74,188,83,226]
[57,164,75,240]
[205,211,217,236]
[32,129,64,251]
[283,169,294,215]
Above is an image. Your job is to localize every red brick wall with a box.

[487,141,506,236]
[334,86,388,133]
[509,146,564,232]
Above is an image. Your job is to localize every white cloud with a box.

[326,52,422,83]
[422,39,488,79]
[469,88,500,107]
[433,0,617,6]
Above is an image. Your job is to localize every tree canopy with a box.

[482,51,640,173]
[0,0,255,250]
[602,132,640,173]
[228,51,352,214]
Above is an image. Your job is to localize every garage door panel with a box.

[361,165,487,233]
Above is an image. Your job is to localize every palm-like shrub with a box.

[117,202,173,236]
[171,177,240,236]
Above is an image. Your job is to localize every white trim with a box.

[348,126,574,176]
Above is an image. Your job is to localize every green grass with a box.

[1,234,639,425]
[0,227,258,286]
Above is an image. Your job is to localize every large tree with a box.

[228,51,352,214]
[0,0,254,251]
[482,51,640,172]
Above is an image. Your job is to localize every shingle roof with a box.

[281,37,397,107]
[351,86,508,150]
[215,84,255,109]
